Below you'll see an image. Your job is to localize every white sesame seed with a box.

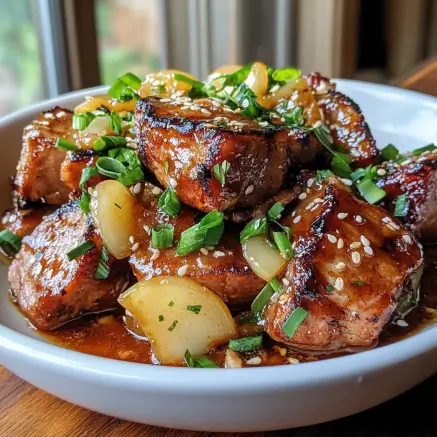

[270,84,280,93]
[150,250,160,261]
[364,246,374,256]
[8,215,16,223]
[338,213,348,220]
[206,246,215,251]
[401,159,412,166]
[307,178,314,188]
[335,277,344,291]
[396,319,409,327]
[310,204,320,212]
[305,202,315,210]
[279,294,288,303]
[200,108,211,115]
[169,177,177,187]
[313,121,323,129]
[377,168,387,176]
[360,235,370,247]
[213,250,226,258]
[282,278,290,286]
[352,251,361,264]
[298,192,307,200]
[1,216,7,225]
[131,242,140,252]
[143,225,150,234]
[288,357,300,364]
[327,234,337,243]
[245,184,254,195]
[355,215,363,223]
[337,238,344,249]
[177,265,188,276]
[335,262,346,271]
[152,187,162,195]
[314,198,323,203]
[132,183,142,195]
[402,234,413,244]
[246,357,262,365]
[350,241,362,249]
[200,248,209,255]
[293,215,302,224]
[339,178,353,186]
[128,236,135,244]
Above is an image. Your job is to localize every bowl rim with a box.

[1,79,437,392]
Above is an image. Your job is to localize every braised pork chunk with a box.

[135,97,323,213]
[14,107,73,207]
[264,172,423,351]
[1,207,55,238]
[9,203,130,330]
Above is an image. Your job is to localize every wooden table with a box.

[2,63,437,437]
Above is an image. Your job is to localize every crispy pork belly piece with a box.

[1,207,55,238]
[128,183,265,307]
[376,151,437,242]
[135,96,323,212]
[14,107,73,207]
[306,72,380,167]
[264,172,423,352]
[8,203,129,331]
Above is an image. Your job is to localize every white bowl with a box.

[1,81,437,432]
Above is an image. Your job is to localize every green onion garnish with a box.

[316,169,332,182]
[272,231,294,260]
[78,166,99,214]
[325,285,334,292]
[412,143,435,156]
[93,136,127,152]
[72,113,94,130]
[158,187,181,217]
[394,194,407,218]
[108,72,142,101]
[67,241,95,261]
[187,305,202,314]
[109,112,122,134]
[184,349,218,368]
[271,67,301,82]
[0,229,22,257]
[213,160,231,185]
[356,178,386,204]
[95,246,110,279]
[240,217,268,243]
[158,315,164,322]
[151,224,174,249]
[352,280,365,286]
[267,202,284,221]
[283,105,305,127]
[55,138,78,152]
[380,144,399,161]
[168,320,178,332]
[251,279,281,314]
[228,335,263,353]
[282,307,308,338]
[96,156,126,179]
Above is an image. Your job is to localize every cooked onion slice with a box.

[118,276,238,365]
[242,235,287,281]
[244,61,268,97]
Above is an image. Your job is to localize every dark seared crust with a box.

[1,207,55,238]
[14,107,73,207]
[264,172,423,352]
[135,97,323,212]
[128,183,265,306]
[8,202,130,330]
[377,151,437,241]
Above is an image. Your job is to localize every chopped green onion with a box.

[55,138,78,152]
[118,72,142,90]
[152,84,166,94]
[168,320,178,332]
[394,194,407,218]
[283,105,305,127]
[151,224,174,249]
[352,281,365,286]
[72,113,94,130]
[176,225,206,256]
[228,335,263,353]
[356,178,386,204]
[108,72,142,101]
[213,160,231,185]
[78,166,99,214]
[0,229,22,257]
[316,169,332,182]
[96,156,126,179]
[93,136,127,152]
[325,285,334,292]
[187,305,202,314]
[173,73,205,90]
[282,307,308,338]
[412,143,435,156]
[109,112,122,134]
[184,349,218,368]
[270,277,283,294]
[168,300,174,307]
[158,315,164,322]
[95,246,110,279]
[158,187,181,217]
[272,67,301,82]
[67,241,95,261]
[233,83,262,118]
[251,280,278,314]
[273,231,294,260]
[267,202,284,221]
[240,217,268,243]
[380,144,399,161]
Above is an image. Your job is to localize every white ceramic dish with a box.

[1,80,437,432]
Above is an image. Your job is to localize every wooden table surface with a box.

[2,62,437,437]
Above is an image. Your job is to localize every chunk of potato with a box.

[118,276,238,365]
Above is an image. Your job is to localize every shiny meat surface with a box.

[135,96,323,212]
[9,203,130,331]
[14,107,74,207]
[264,172,423,351]
[1,207,55,238]
[128,183,265,306]
[376,151,437,242]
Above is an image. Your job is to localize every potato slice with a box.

[242,235,287,281]
[118,276,238,365]
[90,180,139,259]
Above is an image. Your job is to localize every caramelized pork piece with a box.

[306,72,380,167]
[376,151,437,242]
[1,207,55,237]
[128,183,265,307]
[14,107,73,207]
[9,203,129,330]
[135,96,323,212]
[264,172,423,352]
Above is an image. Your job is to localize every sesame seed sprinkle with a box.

[307,178,314,188]
[313,121,322,128]
[338,213,348,220]
[335,262,346,271]
[206,246,215,251]
[402,234,412,244]
[337,238,344,249]
[245,184,254,195]
[364,246,374,256]
[152,187,162,195]
[246,357,262,365]
[298,192,307,200]
[131,242,140,252]
[169,178,177,187]
[132,183,142,195]
[310,204,320,212]
[376,168,387,176]
[396,319,409,327]
[143,225,150,234]
[350,241,361,249]
[327,234,337,243]
[293,215,302,224]
[352,251,361,264]
[213,250,226,258]
[282,277,290,286]
[355,215,363,223]
[200,248,209,255]
[200,108,211,115]
[339,178,353,186]
[128,236,135,244]
[360,235,370,246]
[306,202,315,210]
[335,277,344,291]
[177,265,188,276]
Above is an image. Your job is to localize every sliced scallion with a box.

[72,113,94,131]
[96,156,126,179]
[55,138,78,152]
[95,246,110,279]
[240,217,268,243]
[380,144,399,161]
[184,349,218,368]
[93,136,127,152]
[213,160,231,185]
[356,178,386,204]
[273,231,294,260]
[228,335,263,353]
[167,320,178,332]
[158,187,181,217]
[251,280,277,314]
[78,166,99,214]
[282,307,308,338]
[394,194,407,218]
[267,202,284,221]
[283,105,305,127]
[271,67,301,82]
[412,143,436,156]
[151,224,174,249]
[109,112,122,134]
[67,241,95,261]
[186,305,202,314]
[0,229,22,257]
